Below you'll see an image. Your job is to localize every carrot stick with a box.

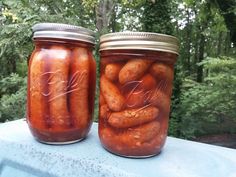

[149,62,174,96]
[99,92,106,105]
[119,59,152,84]
[108,106,159,128]
[99,104,110,120]
[138,74,157,91]
[125,90,146,108]
[48,46,70,130]
[29,51,49,130]
[69,47,90,134]
[100,75,125,111]
[88,52,96,119]
[105,63,123,81]
[100,121,161,155]
[121,121,160,144]
[147,88,171,115]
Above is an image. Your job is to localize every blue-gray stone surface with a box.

[0,119,236,177]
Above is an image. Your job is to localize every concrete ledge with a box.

[0,119,236,177]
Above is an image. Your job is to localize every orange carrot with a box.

[121,121,160,144]
[149,62,174,84]
[88,51,96,112]
[69,47,90,133]
[125,90,146,108]
[147,88,171,115]
[138,74,157,91]
[48,46,70,130]
[119,59,152,84]
[149,62,174,96]
[99,92,106,105]
[108,106,159,128]
[105,63,123,81]
[29,51,48,130]
[100,121,160,153]
[99,104,110,120]
[100,75,125,111]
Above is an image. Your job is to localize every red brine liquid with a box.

[27,39,96,143]
[99,50,177,157]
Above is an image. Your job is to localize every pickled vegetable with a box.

[28,44,96,143]
[108,106,159,128]
[48,46,70,130]
[99,50,176,157]
[119,59,152,84]
[100,75,125,111]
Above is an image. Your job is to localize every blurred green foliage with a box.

[0,74,26,122]
[170,57,236,138]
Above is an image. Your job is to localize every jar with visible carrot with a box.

[27,23,96,144]
[98,32,179,157]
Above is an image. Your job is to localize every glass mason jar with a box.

[27,23,96,144]
[98,32,179,157]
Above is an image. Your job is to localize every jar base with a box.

[102,145,161,159]
[36,138,84,145]
[28,125,89,144]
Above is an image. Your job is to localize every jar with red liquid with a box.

[98,32,179,157]
[27,23,96,144]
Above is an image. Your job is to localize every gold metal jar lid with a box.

[33,23,95,44]
[100,32,179,55]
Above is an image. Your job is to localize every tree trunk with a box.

[193,31,199,74]
[197,33,205,82]
[224,32,231,55]
[186,8,192,75]
[7,57,16,74]
[12,59,16,73]
[217,31,223,56]
[96,0,115,34]
[110,4,117,32]
[215,0,236,45]
[141,0,173,34]
[196,2,211,82]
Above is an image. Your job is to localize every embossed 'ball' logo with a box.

[30,70,88,101]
